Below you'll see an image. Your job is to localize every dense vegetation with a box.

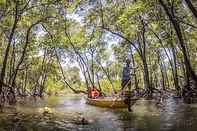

[0,0,197,107]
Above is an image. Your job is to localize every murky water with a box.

[0,95,197,131]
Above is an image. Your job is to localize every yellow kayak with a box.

[86,97,137,108]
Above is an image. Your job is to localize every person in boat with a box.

[121,59,132,111]
[90,86,100,99]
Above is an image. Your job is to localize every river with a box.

[0,95,197,131]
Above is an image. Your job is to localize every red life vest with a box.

[91,88,100,98]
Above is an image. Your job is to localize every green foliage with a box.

[46,77,65,92]
[0,0,5,5]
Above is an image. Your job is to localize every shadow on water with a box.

[1,95,197,131]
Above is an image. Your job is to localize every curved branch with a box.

[42,24,87,94]
[185,0,197,19]
[101,26,142,56]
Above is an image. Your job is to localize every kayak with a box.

[86,97,138,108]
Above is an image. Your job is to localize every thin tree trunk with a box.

[84,53,95,87]
[11,19,47,88]
[158,53,166,90]
[96,59,116,95]
[184,0,197,19]
[55,49,86,94]
[159,0,197,88]
[78,58,90,91]
[150,29,178,90]
[138,33,152,96]
[131,53,139,91]
[39,50,54,97]
[8,41,16,84]
[96,73,102,92]
[23,67,28,96]
[141,19,153,96]
[0,1,19,94]
[171,42,180,92]
[90,47,95,85]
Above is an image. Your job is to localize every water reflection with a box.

[1,95,197,131]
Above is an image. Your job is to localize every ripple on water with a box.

[1,95,197,131]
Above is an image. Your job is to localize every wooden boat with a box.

[86,97,138,108]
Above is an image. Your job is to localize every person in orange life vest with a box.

[91,86,100,99]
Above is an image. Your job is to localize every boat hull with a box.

[86,97,137,108]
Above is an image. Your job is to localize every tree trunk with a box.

[159,0,197,88]
[131,53,139,91]
[84,53,95,88]
[171,42,180,92]
[55,49,86,94]
[78,58,90,91]
[96,73,102,92]
[184,0,197,19]
[96,59,116,95]
[138,24,152,96]
[8,41,16,85]
[142,56,152,94]
[11,19,45,88]
[151,29,178,90]
[158,53,166,90]
[0,2,19,94]
[90,48,95,85]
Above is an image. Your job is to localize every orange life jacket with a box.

[91,88,100,98]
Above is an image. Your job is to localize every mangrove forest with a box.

[0,0,197,131]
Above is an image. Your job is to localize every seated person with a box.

[90,86,100,99]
